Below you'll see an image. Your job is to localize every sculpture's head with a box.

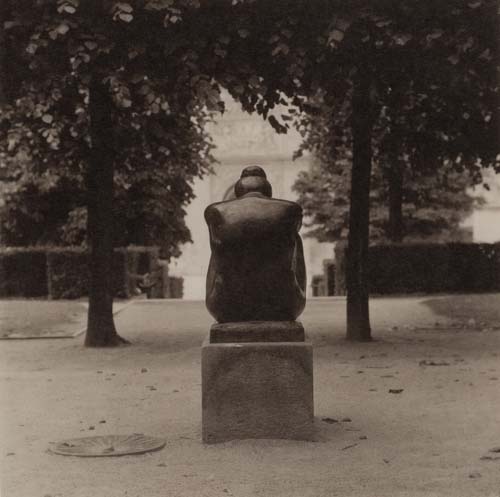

[234,166,273,198]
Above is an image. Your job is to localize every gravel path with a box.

[1,296,500,497]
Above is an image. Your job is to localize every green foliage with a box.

[47,247,132,299]
[123,245,159,295]
[0,0,217,257]
[0,247,48,297]
[294,156,481,243]
[167,276,183,299]
[46,248,91,299]
[334,241,500,295]
[0,245,160,299]
[288,0,498,244]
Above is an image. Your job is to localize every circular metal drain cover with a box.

[51,434,166,457]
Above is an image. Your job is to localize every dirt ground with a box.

[1,295,500,497]
[0,300,88,339]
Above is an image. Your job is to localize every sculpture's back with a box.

[205,166,306,323]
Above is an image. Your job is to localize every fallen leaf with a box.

[321,417,338,424]
[419,360,450,366]
[480,455,500,461]
[341,443,358,451]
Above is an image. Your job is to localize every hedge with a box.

[167,276,184,299]
[0,246,161,299]
[124,246,159,297]
[334,242,347,296]
[0,247,48,297]
[46,248,134,299]
[323,259,335,296]
[311,275,326,297]
[334,242,500,295]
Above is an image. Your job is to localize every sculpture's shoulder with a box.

[205,196,302,228]
[204,200,232,226]
[268,197,303,217]
[250,196,303,221]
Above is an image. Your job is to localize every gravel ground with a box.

[1,296,500,497]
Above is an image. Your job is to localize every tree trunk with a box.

[346,71,373,341]
[84,79,128,347]
[387,156,404,243]
[0,0,9,105]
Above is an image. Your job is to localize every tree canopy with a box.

[0,0,220,259]
[294,155,481,244]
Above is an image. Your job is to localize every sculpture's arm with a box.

[205,253,217,303]
[294,234,307,295]
[204,205,222,249]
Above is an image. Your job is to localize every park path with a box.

[1,295,500,497]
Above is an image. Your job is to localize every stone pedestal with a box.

[210,320,305,343]
[201,322,314,443]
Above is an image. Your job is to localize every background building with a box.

[467,168,500,243]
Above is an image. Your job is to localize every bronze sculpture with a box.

[205,166,306,323]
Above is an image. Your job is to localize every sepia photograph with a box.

[0,1,499,496]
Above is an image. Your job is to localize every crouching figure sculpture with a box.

[204,165,306,323]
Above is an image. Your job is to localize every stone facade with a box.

[467,168,500,243]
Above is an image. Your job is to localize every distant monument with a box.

[204,165,306,323]
[201,166,314,443]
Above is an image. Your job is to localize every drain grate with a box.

[50,434,166,457]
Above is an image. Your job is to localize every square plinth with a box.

[210,321,305,343]
[202,339,314,443]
